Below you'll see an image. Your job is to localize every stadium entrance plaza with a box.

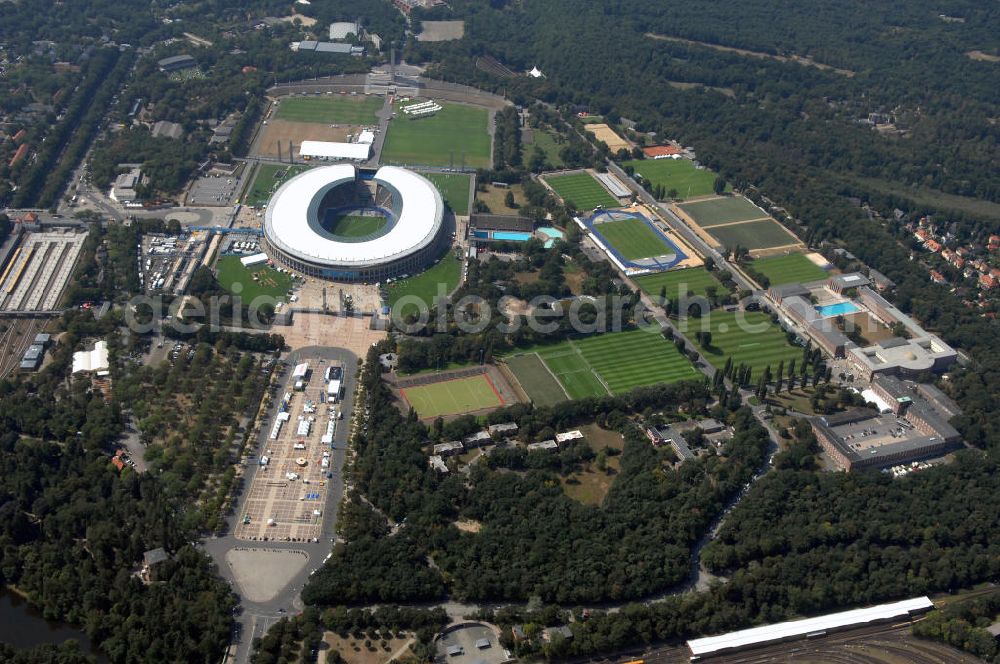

[279,311,386,354]
[235,353,346,543]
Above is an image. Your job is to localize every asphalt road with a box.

[203,345,359,664]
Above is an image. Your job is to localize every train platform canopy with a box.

[687,596,933,658]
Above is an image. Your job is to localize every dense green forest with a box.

[0,314,236,662]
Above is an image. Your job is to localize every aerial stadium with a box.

[262,164,447,281]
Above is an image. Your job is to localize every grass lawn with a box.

[750,253,828,286]
[422,172,471,215]
[561,424,625,505]
[526,128,567,169]
[635,267,723,300]
[544,172,619,210]
[400,374,503,418]
[476,183,527,213]
[382,102,491,168]
[595,218,673,260]
[327,214,387,239]
[274,94,382,124]
[679,196,768,227]
[679,311,801,382]
[623,158,724,200]
[510,328,700,399]
[505,353,568,406]
[387,251,462,308]
[215,255,292,302]
[246,164,310,207]
[707,218,800,251]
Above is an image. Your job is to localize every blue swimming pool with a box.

[815,301,860,317]
[492,231,533,242]
[537,226,564,239]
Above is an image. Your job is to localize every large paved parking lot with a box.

[236,354,348,542]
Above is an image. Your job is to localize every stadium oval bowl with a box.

[262,164,447,281]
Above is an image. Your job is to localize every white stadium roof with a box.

[263,164,444,268]
[299,140,371,161]
[687,596,933,657]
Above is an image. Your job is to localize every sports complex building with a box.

[262,164,447,281]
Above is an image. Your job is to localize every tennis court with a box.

[400,374,503,418]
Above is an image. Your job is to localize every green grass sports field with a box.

[508,329,700,400]
[544,172,619,210]
[246,164,310,207]
[680,311,801,381]
[327,214,387,239]
[274,95,382,124]
[623,158,724,200]
[707,218,800,251]
[401,374,503,418]
[634,267,722,300]
[387,252,462,308]
[382,102,491,168]
[678,196,768,227]
[423,172,471,215]
[750,253,828,286]
[503,354,567,406]
[215,256,292,302]
[595,218,673,260]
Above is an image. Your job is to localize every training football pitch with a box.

[327,214,387,239]
[707,218,800,251]
[504,354,567,406]
[215,256,292,301]
[246,164,310,207]
[544,172,619,210]
[634,267,722,300]
[401,374,503,418]
[679,196,768,227]
[623,158,724,200]
[508,329,700,400]
[382,102,491,168]
[680,311,801,381]
[274,95,383,124]
[422,172,471,215]
[750,253,828,286]
[595,218,674,260]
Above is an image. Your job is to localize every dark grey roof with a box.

[878,337,910,349]
[315,42,352,54]
[157,54,195,68]
[771,283,810,298]
[144,547,169,566]
[829,272,870,289]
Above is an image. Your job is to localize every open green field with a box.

[707,218,800,251]
[526,128,567,169]
[504,354,567,406]
[595,218,673,260]
[679,196,768,227]
[623,158,724,200]
[750,253,828,286]
[327,214,387,239]
[544,172,619,210]
[401,374,502,418]
[215,255,292,302]
[423,172,471,215]
[679,311,801,381]
[387,251,462,308]
[509,328,700,400]
[274,94,382,124]
[383,102,491,168]
[635,267,722,300]
[246,164,310,207]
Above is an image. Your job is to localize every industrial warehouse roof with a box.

[687,596,933,657]
[263,164,444,267]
